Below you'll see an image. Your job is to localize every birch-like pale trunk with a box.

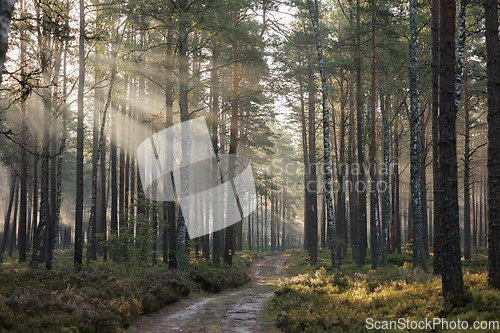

[307,0,340,269]
[409,0,425,270]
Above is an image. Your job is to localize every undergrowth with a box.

[270,248,500,332]
[0,251,255,332]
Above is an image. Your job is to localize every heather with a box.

[0,252,253,332]
[269,248,500,333]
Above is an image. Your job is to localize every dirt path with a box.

[128,255,288,333]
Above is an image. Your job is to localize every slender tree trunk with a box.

[338,70,347,259]
[463,53,471,260]
[87,29,122,263]
[307,52,318,266]
[282,183,286,251]
[74,0,85,267]
[1,172,16,261]
[420,113,429,259]
[99,116,107,260]
[348,77,357,260]
[300,81,310,252]
[163,23,177,268]
[32,137,38,253]
[307,0,339,268]
[211,46,220,266]
[394,120,401,254]
[224,10,241,266]
[120,73,128,259]
[111,102,118,260]
[381,91,390,265]
[18,3,27,262]
[8,183,19,257]
[356,0,367,266]
[176,5,190,269]
[271,194,275,252]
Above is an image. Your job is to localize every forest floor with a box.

[128,255,288,333]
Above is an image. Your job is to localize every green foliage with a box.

[270,249,500,332]
[0,252,253,332]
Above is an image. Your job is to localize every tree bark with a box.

[74,0,85,267]
[432,0,442,276]
[356,0,367,266]
[439,0,464,296]
[307,0,339,268]
[484,0,500,289]
[409,0,425,270]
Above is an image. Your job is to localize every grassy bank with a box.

[269,248,500,332]
[0,251,256,332]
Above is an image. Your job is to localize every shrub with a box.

[0,252,253,332]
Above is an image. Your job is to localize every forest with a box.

[0,0,499,330]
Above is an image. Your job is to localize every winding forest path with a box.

[128,255,288,333]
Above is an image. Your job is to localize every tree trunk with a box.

[8,182,19,257]
[381,91,390,265]
[338,70,347,259]
[369,0,380,269]
[87,30,122,263]
[176,6,190,269]
[307,52,318,266]
[211,46,220,266]
[348,74,357,260]
[484,0,500,289]
[18,3,27,262]
[307,0,339,268]
[463,52,471,260]
[1,172,16,261]
[356,0,367,266]
[74,0,85,267]
[224,11,241,266]
[111,101,118,261]
[439,0,464,296]
[300,81,310,251]
[432,0,442,276]
[409,0,425,270]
